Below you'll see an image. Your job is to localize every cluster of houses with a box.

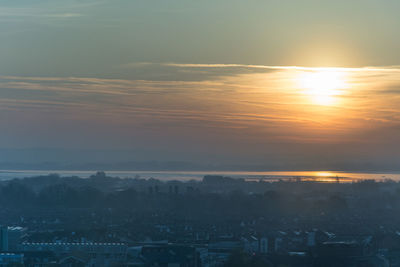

[0,225,397,266]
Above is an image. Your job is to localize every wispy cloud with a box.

[0,8,83,19]
[1,66,400,163]
[41,13,82,18]
[121,62,400,73]
[0,67,399,137]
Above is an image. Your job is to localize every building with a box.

[208,239,243,266]
[314,235,374,266]
[259,237,268,254]
[22,251,57,266]
[20,242,127,266]
[0,253,23,266]
[7,226,26,251]
[140,244,200,267]
[0,228,7,252]
[0,226,27,252]
[242,235,269,254]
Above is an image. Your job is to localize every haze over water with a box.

[1,170,400,182]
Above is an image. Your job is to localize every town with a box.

[0,172,399,266]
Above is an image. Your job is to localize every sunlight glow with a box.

[298,69,348,105]
[314,172,335,177]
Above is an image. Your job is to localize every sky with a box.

[1,0,400,171]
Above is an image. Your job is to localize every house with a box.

[141,244,200,267]
[0,253,24,266]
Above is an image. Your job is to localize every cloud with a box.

[1,65,400,162]
[41,13,82,18]
[0,8,83,19]
[115,62,400,83]
[121,62,400,72]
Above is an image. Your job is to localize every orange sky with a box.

[1,64,400,169]
[1,1,400,170]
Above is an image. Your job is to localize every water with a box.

[0,170,399,182]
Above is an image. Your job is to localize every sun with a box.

[298,69,347,105]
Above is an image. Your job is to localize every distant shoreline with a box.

[0,170,400,182]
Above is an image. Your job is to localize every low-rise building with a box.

[20,242,127,266]
[0,253,24,266]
